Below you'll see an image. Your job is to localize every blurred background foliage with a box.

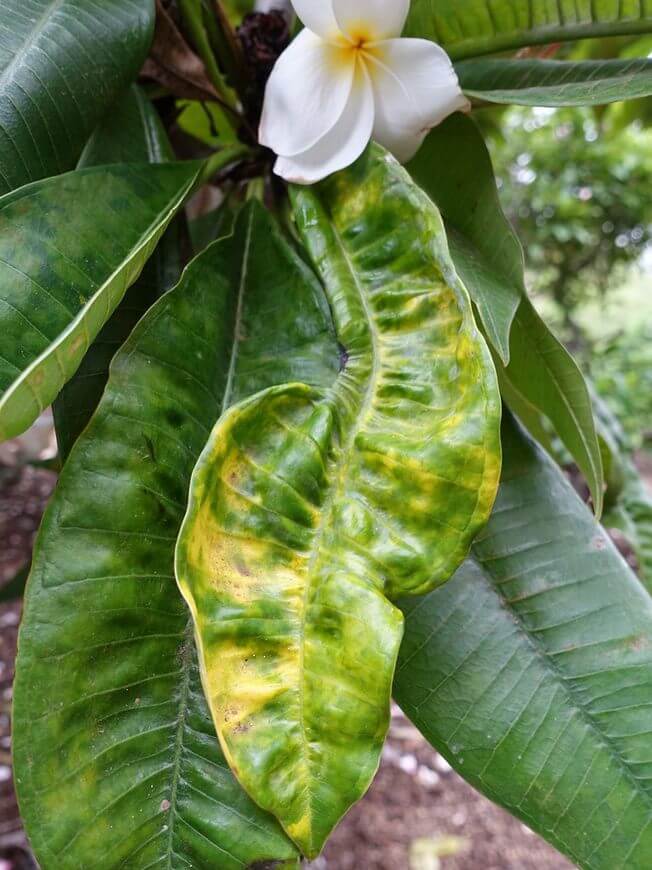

[485,35,652,453]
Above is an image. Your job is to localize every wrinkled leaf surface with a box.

[176,147,502,858]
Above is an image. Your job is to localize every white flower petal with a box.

[366,38,470,163]
[291,0,341,40]
[333,0,410,41]
[274,65,375,185]
[259,28,355,158]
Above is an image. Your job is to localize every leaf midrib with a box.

[443,18,652,62]
[474,503,652,859]
[164,207,254,865]
[295,218,380,843]
[164,623,193,870]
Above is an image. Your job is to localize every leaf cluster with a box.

[2,2,652,869]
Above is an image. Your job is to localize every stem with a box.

[211,1,250,101]
[198,145,253,187]
[246,177,265,202]
[177,0,241,137]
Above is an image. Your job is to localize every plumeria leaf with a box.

[501,297,604,517]
[53,85,182,463]
[0,150,244,444]
[408,114,523,365]
[597,398,652,590]
[406,0,652,60]
[189,199,236,254]
[395,414,652,870]
[457,58,652,107]
[604,463,652,590]
[13,201,336,869]
[408,115,603,515]
[175,146,502,858]
[0,0,154,194]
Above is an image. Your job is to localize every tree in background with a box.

[493,105,652,347]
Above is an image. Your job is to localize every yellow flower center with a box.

[327,23,383,75]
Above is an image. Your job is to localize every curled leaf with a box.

[176,146,501,857]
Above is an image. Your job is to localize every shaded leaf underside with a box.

[408,115,524,366]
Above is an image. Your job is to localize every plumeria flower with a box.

[259,0,469,184]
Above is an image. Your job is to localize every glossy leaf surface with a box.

[190,199,236,254]
[457,58,652,106]
[408,115,523,365]
[53,85,181,462]
[0,159,203,443]
[176,147,502,858]
[406,0,652,60]
[13,202,337,868]
[395,415,652,870]
[0,0,155,194]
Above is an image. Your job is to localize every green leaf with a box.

[13,201,337,869]
[79,85,175,167]
[408,114,523,365]
[53,85,182,462]
[406,1,652,60]
[457,58,652,106]
[178,1,232,105]
[592,395,652,589]
[620,471,652,587]
[407,115,603,514]
[604,461,652,591]
[0,156,218,444]
[175,146,502,858]
[395,414,652,870]
[502,297,604,516]
[177,100,236,148]
[189,199,236,254]
[0,0,155,194]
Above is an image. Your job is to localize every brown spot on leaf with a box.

[629,634,651,652]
